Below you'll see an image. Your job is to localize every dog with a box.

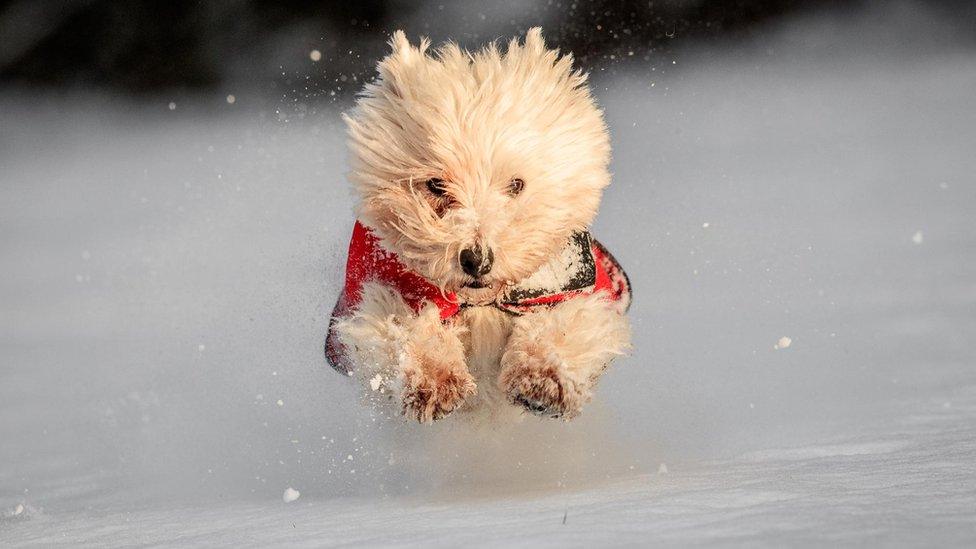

[326,28,631,423]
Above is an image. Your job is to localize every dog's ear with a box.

[384,31,431,65]
[504,27,581,90]
[388,30,411,58]
[505,27,547,58]
[524,27,545,52]
[378,30,432,100]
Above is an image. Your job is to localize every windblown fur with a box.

[333,28,631,423]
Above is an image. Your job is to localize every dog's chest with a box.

[459,306,513,412]
[460,306,512,366]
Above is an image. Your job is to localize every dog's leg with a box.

[334,281,475,423]
[499,294,630,419]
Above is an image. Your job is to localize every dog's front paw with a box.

[499,342,588,420]
[400,349,477,424]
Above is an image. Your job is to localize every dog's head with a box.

[345,28,611,294]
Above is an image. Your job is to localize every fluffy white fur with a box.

[336,28,630,423]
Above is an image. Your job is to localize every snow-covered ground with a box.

[2,12,976,547]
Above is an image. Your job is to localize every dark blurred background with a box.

[3,0,974,102]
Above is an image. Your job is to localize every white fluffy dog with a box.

[326,28,632,423]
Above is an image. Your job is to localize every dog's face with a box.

[345,28,611,294]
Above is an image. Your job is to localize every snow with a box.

[2,7,976,547]
[369,374,383,392]
[282,487,301,503]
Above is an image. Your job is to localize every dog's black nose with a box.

[459,246,493,278]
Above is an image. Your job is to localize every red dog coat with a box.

[325,221,630,374]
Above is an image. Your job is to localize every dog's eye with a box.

[508,178,525,196]
[425,178,448,197]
